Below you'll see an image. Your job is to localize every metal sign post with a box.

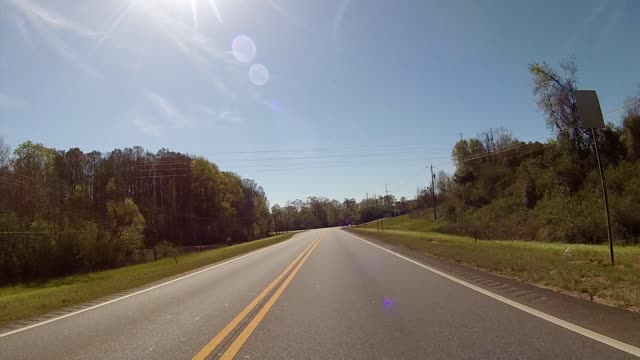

[576,90,614,265]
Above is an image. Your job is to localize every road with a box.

[0,229,638,359]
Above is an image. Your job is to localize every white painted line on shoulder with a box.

[346,231,640,357]
[0,232,309,338]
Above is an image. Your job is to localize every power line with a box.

[223,156,450,169]
[605,98,640,116]
[393,168,428,192]
[465,143,546,172]
[206,144,451,155]
[457,121,585,164]
[215,151,448,163]
[458,142,530,163]
[239,158,447,173]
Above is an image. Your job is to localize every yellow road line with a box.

[191,235,320,360]
[220,234,323,359]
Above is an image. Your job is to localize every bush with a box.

[470,197,538,240]
[534,190,606,244]
[155,240,177,259]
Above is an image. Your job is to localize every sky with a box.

[0,0,639,206]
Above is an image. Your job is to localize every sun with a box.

[138,0,223,26]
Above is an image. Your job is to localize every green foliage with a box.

[0,143,276,284]
[529,59,592,156]
[622,114,640,159]
[106,198,145,262]
[533,190,606,243]
[154,240,177,258]
[432,69,640,245]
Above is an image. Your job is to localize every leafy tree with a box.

[106,198,145,263]
[529,59,591,156]
[622,114,640,160]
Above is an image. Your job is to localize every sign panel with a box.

[576,90,605,129]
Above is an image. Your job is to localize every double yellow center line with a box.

[192,232,324,360]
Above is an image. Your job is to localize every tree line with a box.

[0,144,271,284]
[271,194,423,232]
[434,60,640,244]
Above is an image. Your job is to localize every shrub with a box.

[534,190,606,243]
[155,240,177,259]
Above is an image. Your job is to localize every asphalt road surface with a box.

[1,229,638,359]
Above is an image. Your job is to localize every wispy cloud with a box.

[130,112,163,137]
[140,3,223,63]
[565,0,626,52]
[266,0,308,30]
[9,0,96,38]
[197,105,245,125]
[136,3,258,103]
[217,111,245,124]
[208,0,223,24]
[7,0,101,77]
[332,0,351,37]
[130,91,192,137]
[144,90,192,128]
[0,93,25,109]
[130,91,246,136]
[12,14,32,44]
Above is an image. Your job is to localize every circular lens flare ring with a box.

[249,64,269,86]
[232,35,256,63]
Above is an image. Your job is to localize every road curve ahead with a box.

[1,228,638,359]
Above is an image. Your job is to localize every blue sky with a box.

[0,0,638,206]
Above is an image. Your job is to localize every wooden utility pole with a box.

[385,184,389,210]
[430,164,437,220]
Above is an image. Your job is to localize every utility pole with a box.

[430,163,437,220]
[385,184,389,210]
[458,133,463,141]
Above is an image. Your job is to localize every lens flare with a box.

[232,35,256,63]
[383,297,393,309]
[249,64,269,86]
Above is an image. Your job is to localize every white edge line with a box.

[0,233,305,338]
[345,231,640,357]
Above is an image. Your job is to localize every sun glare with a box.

[138,0,223,26]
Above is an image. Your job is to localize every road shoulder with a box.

[345,229,640,349]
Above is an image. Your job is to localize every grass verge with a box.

[356,213,445,232]
[349,228,640,311]
[0,232,297,328]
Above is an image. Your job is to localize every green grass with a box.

[357,213,445,232]
[0,233,297,328]
[349,227,640,311]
